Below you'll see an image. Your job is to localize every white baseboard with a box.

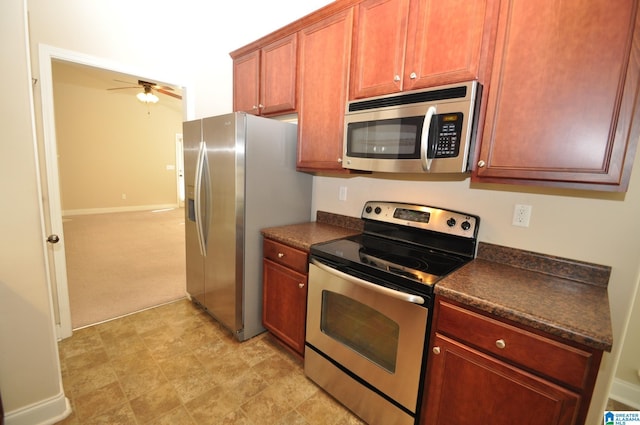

[62,203,180,216]
[4,392,71,425]
[610,378,640,410]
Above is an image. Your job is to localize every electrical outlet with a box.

[121,193,127,200]
[512,204,532,227]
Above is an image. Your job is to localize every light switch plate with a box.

[339,186,347,201]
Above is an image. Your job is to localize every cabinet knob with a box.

[277,252,285,258]
[477,160,486,168]
[495,339,506,349]
[394,75,401,82]
[258,104,264,108]
[409,72,417,79]
[298,282,305,289]
[337,158,343,163]
[432,346,441,355]
[252,105,258,110]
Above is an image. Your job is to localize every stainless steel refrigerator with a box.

[183,112,312,341]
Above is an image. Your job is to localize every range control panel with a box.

[361,201,479,239]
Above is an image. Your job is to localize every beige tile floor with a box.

[56,299,365,425]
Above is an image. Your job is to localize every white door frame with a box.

[38,44,192,339]
[176,133,185,207]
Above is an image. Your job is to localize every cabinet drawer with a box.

[263,238,308,274]
[436,300,594,390]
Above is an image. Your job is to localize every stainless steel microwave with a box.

[343,81,482,173]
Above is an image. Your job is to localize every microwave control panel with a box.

[431,112,464,158]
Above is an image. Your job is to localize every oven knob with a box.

[461,221,471,231]
[365,206,372,214]
[374,207,382,214]
[446,218,456,227]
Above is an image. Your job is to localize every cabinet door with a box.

[233,50,260,115]
[297,8,354,171]
[404,0,494,91]
[422,334,580,425]
[263,259,307,355]
[350,0,410,99]
[474,0,640,191]
[260,34,297,115]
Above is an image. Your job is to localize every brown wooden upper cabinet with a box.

[473,0,640,192]
[297,8,354,172]
[232,34,297,116]
[349,0,497,99]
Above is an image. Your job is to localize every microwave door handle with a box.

[311,259,425,305]
[420,106,437,171]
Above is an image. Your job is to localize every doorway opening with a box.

[39,46,191,337]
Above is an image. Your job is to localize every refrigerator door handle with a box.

[194,141,207,256]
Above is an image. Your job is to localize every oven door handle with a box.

[311,259,425,305]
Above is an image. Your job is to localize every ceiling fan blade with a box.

[157,88,182,99]
[107,86,139,91]
[113,79,139,86]
[108,78,181,99]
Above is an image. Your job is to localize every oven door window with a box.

[321,290,399,373]
[346,117,423,159]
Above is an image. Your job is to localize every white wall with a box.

[13,0,640,424]
[615,286,640,408]
[52,61,183,213]
[0,1,70,423]
[27,0,333,119]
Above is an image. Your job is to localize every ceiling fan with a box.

[108,79,182,103]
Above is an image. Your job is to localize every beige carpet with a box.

[63,208,187,329]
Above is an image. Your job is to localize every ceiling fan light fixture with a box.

[137,91,159,104]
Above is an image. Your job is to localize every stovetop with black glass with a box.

[310,201,480,297]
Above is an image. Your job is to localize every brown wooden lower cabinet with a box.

[262,238,309,356]
[421,298,602,425]
[423,334,580,424]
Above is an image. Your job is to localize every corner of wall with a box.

[610,377,640,410]
[4,392,70,425]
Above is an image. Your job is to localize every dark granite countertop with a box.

[261,211,363,252]
[436,242,613,352]
[261,212,613,352]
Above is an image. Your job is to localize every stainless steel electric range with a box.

[304,201,480,425]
